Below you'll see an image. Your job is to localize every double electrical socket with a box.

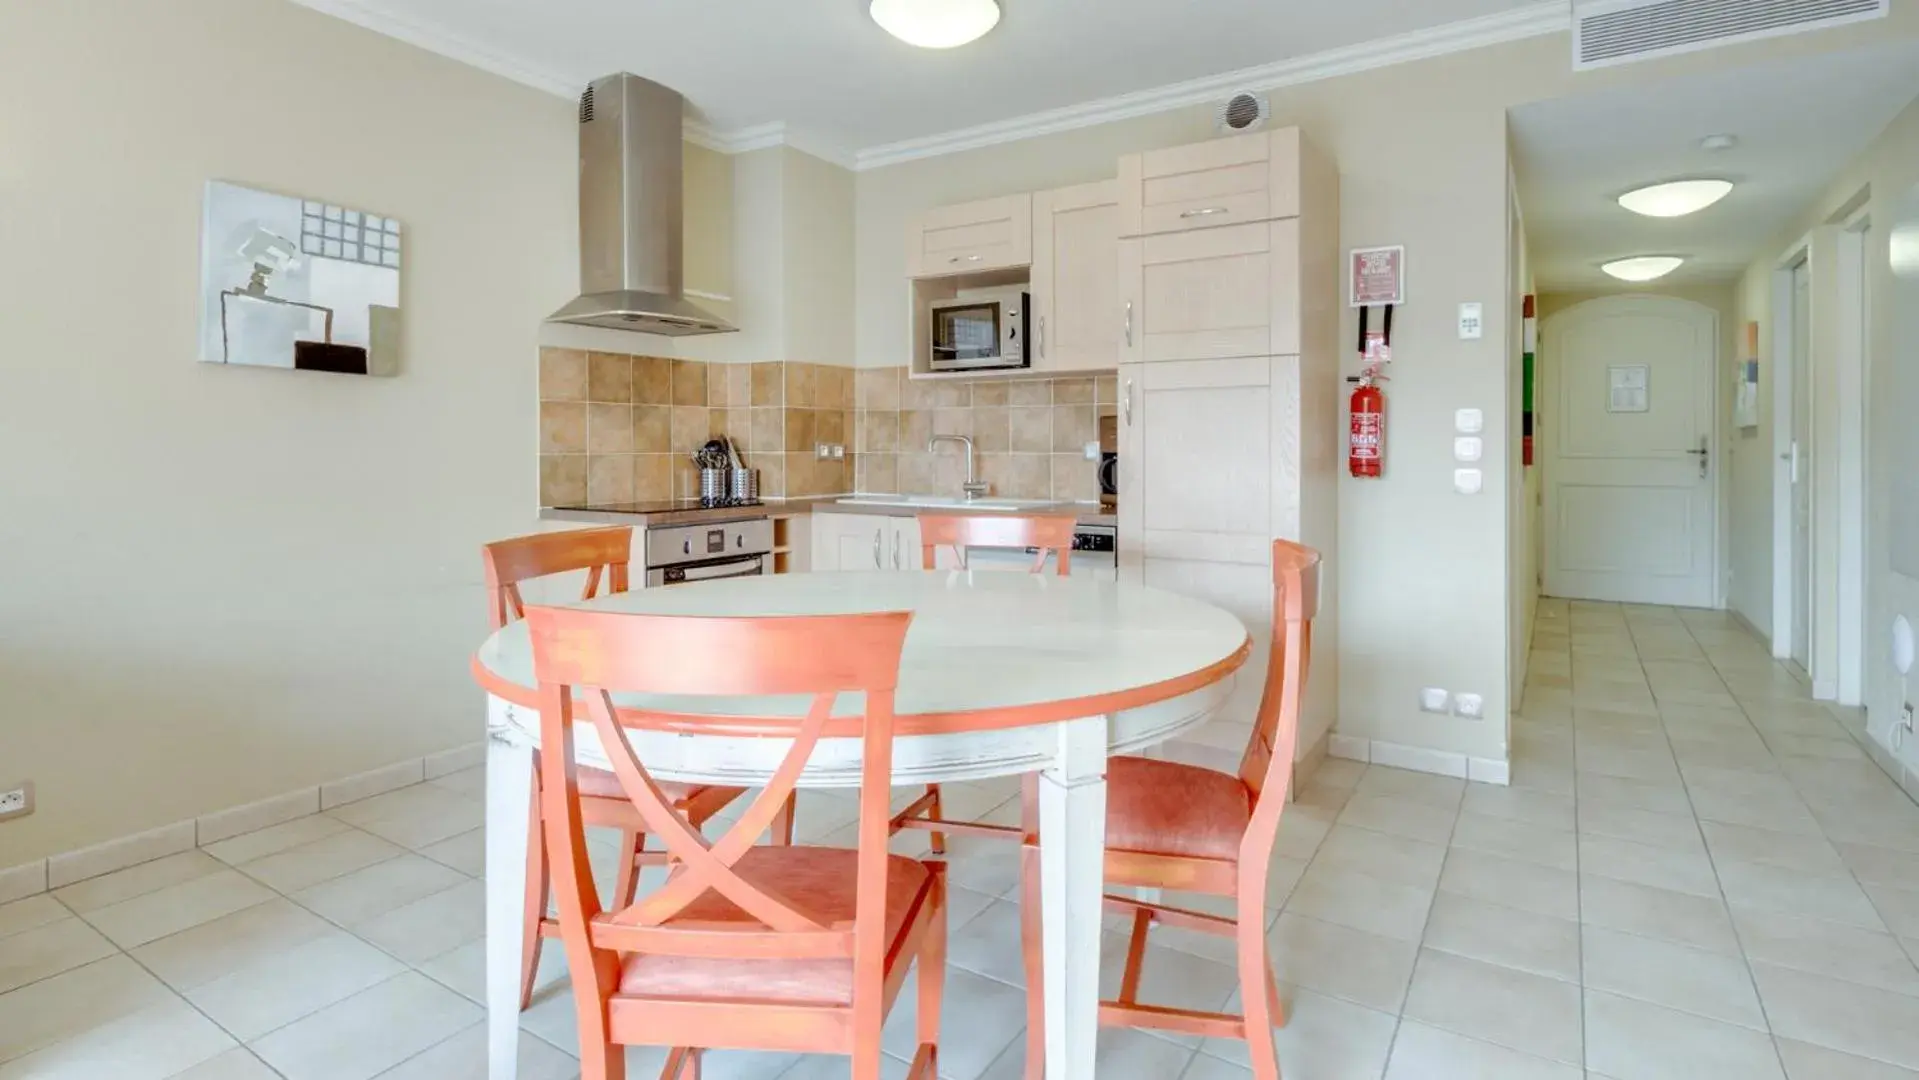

[0,780,33,822]
[1420,689,1485,720]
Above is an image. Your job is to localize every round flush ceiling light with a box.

[1602,256,1686,282]
[870,0,1001,48]
[1618,179,1734,218]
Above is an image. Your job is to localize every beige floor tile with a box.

[1450,812,1578,871]
[233,829,406,894]
[0,917,118,996]
[249,972,481,1080]
[1311,825,1447,889]
[1284,863,1435,942]
[1865,882,1919,938]
[946,900,1028,985]
[1422,892,1580,983]
[1384,1020,1583,1080]
[1580,925,1765,1029]
[1838,843,1919,891]
[1580,875,1742,955]
[1401,949,1583,1065]
[1576,773,1693,815]
[1353,766,1465,809]
[416,828,486,876]
[0,993,233,1080]
[1583,989,1784,1079]
[290,854,466,927]
[0,896,68,942]
[51,852,226,914]
[418,934,568,1006]
[1579,835,1720,898]
[1510,759,1578,797]
[0,955,175,1062]
[1687,784,1825,836]
[1336,793,1458,845]
[1753,962,1919,1070]
[1732,907,1919,994]
[130,898,332,992]
[201,816,349,867]
[879,967,1026,1078]
[77,870,275,949]
[351,880,486,965]
[1578,802,1706,854]
[1438,848,1580,921]
[1199,983,1397,1075]
[1459,785,1577,831]
[1267,913,1419,1013]
[368,1022,578,1080]
[168,1048,283,1079]
[1700,821,1848,875]
[184,927,405,1041]
[1775,1037,1919,1079]
[1716,860,1886,929]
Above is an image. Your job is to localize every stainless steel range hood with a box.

[547,73,735,336]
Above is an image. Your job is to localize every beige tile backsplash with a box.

[854,367,1113,502]
[540,350,1110,506]
[538,348,854,503]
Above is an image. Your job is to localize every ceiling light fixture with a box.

[1618,179,1734,218]
[1602,256,1686,282]
[870,0,1001,48]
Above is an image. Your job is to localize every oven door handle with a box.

[661,556,764,584]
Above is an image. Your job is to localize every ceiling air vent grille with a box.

[579,85,595,124]
[1573,0,1888,70]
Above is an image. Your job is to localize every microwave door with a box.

[933,303,1001,364]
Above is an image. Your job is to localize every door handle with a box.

[1123,301,1134,347]
[1686,436,1709,478]
[873,527,883,569]
[1122,379,1133,426]
[1780,442,1802,483]
[1037,315,1045,358]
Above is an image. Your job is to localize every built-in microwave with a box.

[928,287,1028,372]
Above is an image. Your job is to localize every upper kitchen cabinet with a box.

[1030,180,1120,374]
[1118,219,1300,364]
[1117,128,1300,238]
[907,193,1033,279]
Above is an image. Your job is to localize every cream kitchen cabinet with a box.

[1030,180,1120,373]
[907,194,1033,279]
[1118,128,1300,238]
[809,513,925,572]
[1117,219,1300,365]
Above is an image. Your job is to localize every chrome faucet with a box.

[928,434,991,500]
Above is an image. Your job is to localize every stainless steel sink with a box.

[834,496,1059,511]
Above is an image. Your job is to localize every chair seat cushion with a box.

[576,766,725,807]
[617,847,935,1006]
[1105,756,1251,862]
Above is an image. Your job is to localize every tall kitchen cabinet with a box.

[1115,128,1341,752]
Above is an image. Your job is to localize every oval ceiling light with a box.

[870,0,1001,48]
[1618,179,1734,218]
[1602,256,1686,282]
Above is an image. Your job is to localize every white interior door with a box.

[1543,296,1717,607]
[1790,262,1813,670]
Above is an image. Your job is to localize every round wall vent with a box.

[1217,92,1269,134]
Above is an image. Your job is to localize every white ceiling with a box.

[297,0,1554,163]
[1512,40,1919,291]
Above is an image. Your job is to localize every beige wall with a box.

[0,0,575,863]
[1733,92,1919,774]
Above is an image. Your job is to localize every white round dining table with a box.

[474,569,1251,1080]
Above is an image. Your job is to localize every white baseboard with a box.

[1327,734,1511,787]
[5,740,486,900]
[1813,679,1839,702]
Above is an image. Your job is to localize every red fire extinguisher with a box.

[1350,367,1386,478]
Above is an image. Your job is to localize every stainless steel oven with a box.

[644,518,773,586]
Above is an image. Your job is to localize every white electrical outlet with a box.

[830,444,845,460]
[1454,693,1485,720]
[1420,688,1451,714]
[0,781,33,822]
[815,443,832,460]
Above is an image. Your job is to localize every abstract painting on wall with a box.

[199,180,401,376]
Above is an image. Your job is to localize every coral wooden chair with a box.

[524,605,946,1080]
[892,513,1077,855]
[1018,538,1320,1080]
[482,528,793,1011]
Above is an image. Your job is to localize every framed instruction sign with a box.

[1349,245,1405,307]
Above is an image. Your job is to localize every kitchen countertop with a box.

[541,496,1115,529]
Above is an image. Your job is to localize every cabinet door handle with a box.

[1123,379,1133,426]
[892,530,902,569]
[1037,315,1045,358]
[1124,301,1134,347]
[948,254,983,264]
[873,528,883,569]
[1179,206,1228,218]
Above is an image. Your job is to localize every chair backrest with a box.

[1238,539,1321,814]
[480,526,632,629]
[918,513,1077,575]
[524,604,914,968]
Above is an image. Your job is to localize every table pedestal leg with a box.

[486,725,533,1080]
[1039,714,1108,1080]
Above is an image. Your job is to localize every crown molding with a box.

[687,121,857,170]
[852,1,1573,170]
[288,0,581,98]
